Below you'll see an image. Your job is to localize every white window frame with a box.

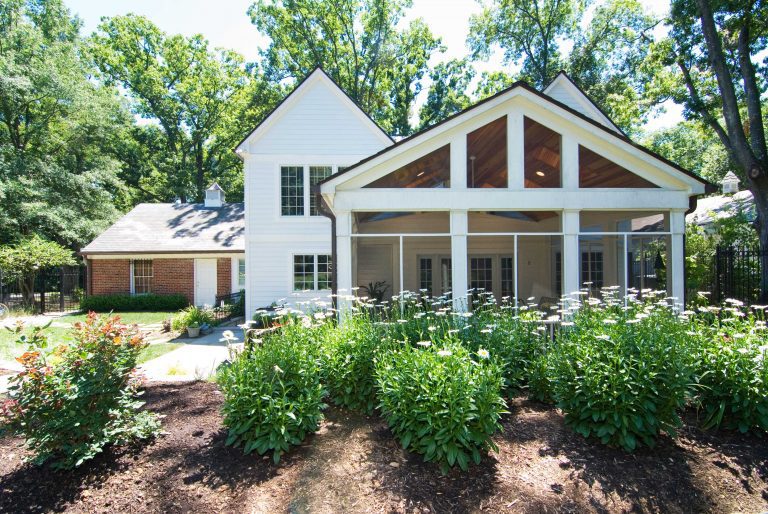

[292,254,332,291]
[237,258,246,290]
[130,259,153,295]
[279,165,346,219]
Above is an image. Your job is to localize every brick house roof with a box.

[81,203,244,255]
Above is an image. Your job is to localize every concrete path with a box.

[137,326,243,382]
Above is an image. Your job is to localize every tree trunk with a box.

[195,141,204,202]
[19,274,36,309]
[753,189,768,302]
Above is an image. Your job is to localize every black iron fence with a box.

[711,246,766,304]
[0,265,85,314]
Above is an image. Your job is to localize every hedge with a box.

[80,294,188,312]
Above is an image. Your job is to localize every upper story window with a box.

[281,165,342,217]
[281,166,304,216]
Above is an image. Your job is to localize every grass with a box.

[59,311,175,325]
[0,326,75,361]
[137,342,184,365]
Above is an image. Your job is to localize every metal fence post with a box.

[39,268,45,315]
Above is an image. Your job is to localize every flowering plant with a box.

[0,313,160,469]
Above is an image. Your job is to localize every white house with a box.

[84,68,712,317]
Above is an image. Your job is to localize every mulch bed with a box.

[1,381,766,513]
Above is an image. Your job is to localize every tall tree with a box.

[90,15,279,202]
[249,0,441,136]
[418,59,475,130]
[650,0,768,295]
[0,0,126,247]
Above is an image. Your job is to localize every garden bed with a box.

[1,381,765,513]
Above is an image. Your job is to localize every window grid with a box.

[281,166,304,216]
[500,256,514,298]
[419,257,433,295]
[470,257,493,293]
[317,255,332,290]
[309,166,333,216]
[238,258,246,289]
[294,254,332,291]
[133,260,153,295]
[581,251,604,288]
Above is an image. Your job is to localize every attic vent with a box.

[204,183,225,208]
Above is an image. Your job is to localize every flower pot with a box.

[187,326,200,338]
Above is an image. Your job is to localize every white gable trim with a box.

[321,86,706,195]
[235,69,393,154]
[543,73,623,134]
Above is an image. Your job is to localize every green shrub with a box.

[171,305,215,331]
[691,304,768,432]
[80,293,188,312]
[375,342,507,472]
[548,296,693,451]
[217,321,325,463]
[320,314,387,414]
[0,314,161,469]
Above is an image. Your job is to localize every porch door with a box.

[194,258,217,307]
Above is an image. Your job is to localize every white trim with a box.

[543,73,623,133]
[89,253,244,260]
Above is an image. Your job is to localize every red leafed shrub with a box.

[0,313,161,469]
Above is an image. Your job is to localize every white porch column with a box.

[508,111,525,189]
[562,209,580,299]
[450,135,467,189]
[450,210,468,311]
[669,209,686,308]
[561,134,579,190]
[335,210,353,315]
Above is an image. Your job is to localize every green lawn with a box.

[136,342,184,364]
[59,311,176,325]
[0,326,75,361]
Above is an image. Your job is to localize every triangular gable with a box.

[235,68,393,154]
[543,72,623,134]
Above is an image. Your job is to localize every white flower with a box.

[397,319,407,324]
[428,326,437,332]
[437,349,452,357]
[221,330,235,340]
[737,347,750,355]
[561,321,575,327]
[477,348,490,359]
[314,312,325,320]
[417,341,431,347]
[595,334,610,341]
[273,365,284,374]
[626,318,640,324]
[480,328,492,334]
[603,319,617,325]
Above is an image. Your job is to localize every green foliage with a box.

[0,235,76,279]
[0,314,161,469]
[690,303,768,433]
[418,59,475,130]
[217,322,325,463]
[375,342,507,473]
[171,305,216,331]
[80,293,188,312]
[548,292,694,451]
[248,0,441,136]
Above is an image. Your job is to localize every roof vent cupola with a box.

[204,183,225,208]
[721,171,739,194]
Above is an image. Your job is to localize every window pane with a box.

[238,258,245,288]
[467,116,507,188]
[501,256,515,298]
[281,166,304,216]
[525,117,562,188]
[293,255,314,290]
[309,166,332,216]
[133,259,153,294]
[470,257,493,292]
[440,258,452,295]
[317,254,332,290]
[419,257,433,296]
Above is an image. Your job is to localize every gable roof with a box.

[319,77,715,192]
[543,71,625,135]
[81,203,244,255]
[235,67,393,155]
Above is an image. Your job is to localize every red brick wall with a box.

[154,259,195,303]
[91,259,131,295]
[217,258,231,298]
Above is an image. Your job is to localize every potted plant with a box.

[187,322,201,338]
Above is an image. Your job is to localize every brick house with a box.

[81,184,245,306]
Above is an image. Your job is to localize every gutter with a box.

[314,187,338,311]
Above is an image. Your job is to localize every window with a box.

[281,166,304,216]
[501,256,514,298]
[419,257,433,295]
[132,260,152,294]
[470,257,493,292]
[440,258,452,295]
[581,251,604,288]
[293,254,332,291]
[238,258,245,289]
[309,166,332,215]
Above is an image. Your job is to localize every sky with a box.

[65,0,683,131]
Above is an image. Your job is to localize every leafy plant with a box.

[375,342,507,473]
[0,313,161,469]
[360,281,389,304]
[80,293,188,312]
[690,303,768,432]
[171,305,215,331]
[548,293,694,451]
[217,321,325,463]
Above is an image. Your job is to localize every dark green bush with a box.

[217,321,325,463]
[690,307,768,432]
[375,342,507,472]
[549,298,693,451]
[171,305,215,331]
[0,314,161,469]
[80,293,188,312]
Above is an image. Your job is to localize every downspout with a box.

[315,187,338,311]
